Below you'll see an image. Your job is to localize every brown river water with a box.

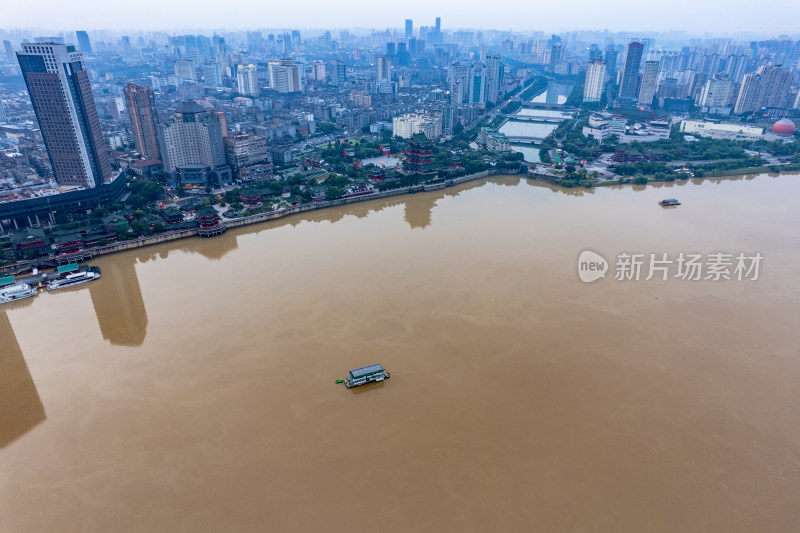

[1,174,799,532]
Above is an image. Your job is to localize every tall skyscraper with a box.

[485,54,504,104]
[202,61,223,88]
[236,64,259,96]
[75,31,91,54]
[3,40,15,63]
[637,60,660,107]
[376,56,392,82]
[174,59,196,80]
[330,60,346,86]
[583,59,607,103]
[311,60,326,81]
[549,42,564,72]
[734,65,793,114]
[124,82,161,160]
[405,19,413,40]
[618,42,644,99]
[17,42,111,188]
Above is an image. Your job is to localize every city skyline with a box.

[2,0,800,35]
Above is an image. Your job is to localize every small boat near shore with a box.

[46,267,101,291]
[0,283,37,304]
[659,198,681,207]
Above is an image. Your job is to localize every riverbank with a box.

[0,169,504,275]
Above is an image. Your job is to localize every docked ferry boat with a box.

[46,267,101,291]
[658,198,681,207]
[0,283,37,304]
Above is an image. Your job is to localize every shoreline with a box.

[2,167,794,276]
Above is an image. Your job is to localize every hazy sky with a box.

[4,0,800,36]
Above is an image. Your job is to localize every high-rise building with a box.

[17,42,112,188]
[618,42,644,99]
[549,43,564,72]
[268,59,303,93]
[3,40,13,64]
[485,54,504,105]
[584,59,606,103]
[734,65,793,114]
[447,61,471,104]
[468,63,487,105]
[223,131,271,181]
[311,60,326,81]
[375,56,391,83]
[236,64,259,96]
[74,31,92,54]
[698,74,738,109]
[330,60,346,86]
[174,60,195,81]
[124,82,161,160]
[157,101,231,187]
[202,61,222,88]
[405,19,413,40]
[637,60,660,107]
[0,100,7,123]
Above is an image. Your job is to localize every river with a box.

[2,174,799,532]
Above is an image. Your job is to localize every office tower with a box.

[202,61,222,88]
[386,42,396,58]
[174,59,195,80]
[268,59,303,93]
[108,96,121,121]
[637,60,660,106]
[618,42,644,99]
[485,54,504,104]
[0,100,7,123]
[3,40,14,63]
[311,60,326,81]
[376,56,391,82]
[124,82,161,160]
[605,44,618,75]
[549,42,564,72]
[157,101,230,186]
[698,74,738,108]
[236,64,259,96]
[405,19,413,40]
[447,61,471,104]
[583,59,606,103]
[330,60,346,86]
[74,31,92,54]
[468,63,487,105]
[17,42,111,188]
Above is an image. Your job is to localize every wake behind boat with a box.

[46,266,101,291]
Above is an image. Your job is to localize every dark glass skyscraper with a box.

[124,82,161,161]
[618,42,644,99]
[17,42,112,188]
[75,31,92,53]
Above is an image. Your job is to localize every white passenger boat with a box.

[46,268,101,291]
[0,283,37,303]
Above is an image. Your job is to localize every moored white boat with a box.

[0,283,37,303]
[46,269,101,291]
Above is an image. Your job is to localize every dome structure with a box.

[771,118,795,135]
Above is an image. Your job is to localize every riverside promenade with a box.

[2,169,508,274]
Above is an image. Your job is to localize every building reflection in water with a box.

[89,259,148,347]
[0,310,46,449]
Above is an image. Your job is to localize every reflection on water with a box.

[0,311,45,449]
[89,259,148,347]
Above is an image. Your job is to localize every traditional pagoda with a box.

[403,134,437,175]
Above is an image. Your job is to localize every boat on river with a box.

[46,267,101,291]
[344,363,390,389]
[659,198,681,207]
[0,283,37,304]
